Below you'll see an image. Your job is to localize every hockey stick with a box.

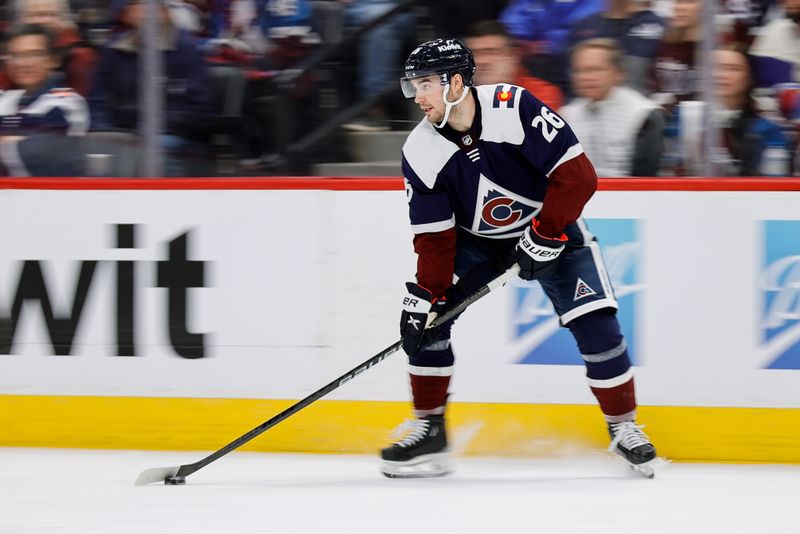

[134,264,520,486]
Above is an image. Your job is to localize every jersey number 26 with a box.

[531,108,565,143]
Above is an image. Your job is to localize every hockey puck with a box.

[164,475,186,485]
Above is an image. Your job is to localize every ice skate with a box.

[607,421,657,478]
[380,415,452,478]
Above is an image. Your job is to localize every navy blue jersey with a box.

[403,84,584,239]
[401,84,597,297]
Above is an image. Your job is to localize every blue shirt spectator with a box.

[499,0,604,92]
[255,0,314,39]
[500,0,604,56]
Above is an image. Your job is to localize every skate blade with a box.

[619,455,672,479]
[609,449,661,479]
[380,452,452,479]
[629,461,655,479]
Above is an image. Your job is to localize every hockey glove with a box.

[515,219,568,281]
[400,282,446,355]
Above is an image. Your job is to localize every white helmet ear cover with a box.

[434,84,469,129]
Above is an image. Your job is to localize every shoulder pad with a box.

[475,84,526,145]
[402,119,458,189]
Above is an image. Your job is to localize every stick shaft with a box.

[173,265,519,479]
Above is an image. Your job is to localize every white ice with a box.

[1,448,797,534]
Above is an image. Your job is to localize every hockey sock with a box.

[568,309,636,421]
[409,343,454,417]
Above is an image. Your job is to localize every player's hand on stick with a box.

[515,219,567,280]
[399,282,446,355]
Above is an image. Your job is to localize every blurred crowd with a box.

[1,0,799,177]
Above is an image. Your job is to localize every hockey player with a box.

[380,38,657,478]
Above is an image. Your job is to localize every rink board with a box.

[2,177,800,462]
[4,395,800,463]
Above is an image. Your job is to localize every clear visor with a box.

[400,73,446,98]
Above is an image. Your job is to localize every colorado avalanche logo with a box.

[573,277,597,301]
[472,174,540,236]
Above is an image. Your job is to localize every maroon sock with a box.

[590,376,637,421]
[410,373,451,417]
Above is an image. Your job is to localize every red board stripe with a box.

[2,177,800,191]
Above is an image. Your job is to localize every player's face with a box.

[411,75,447,123]
[466,34,516,86]
[3,34,56,92]
[714,49,751,103]
[672,0,701,30]
[571,47,622,102]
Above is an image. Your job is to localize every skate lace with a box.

[391,419,430,448]
[608,422,650,452]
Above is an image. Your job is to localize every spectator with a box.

[713,43,792,176]
[257,0,321,76]
[90,0,212,176]
[500,0,603,90]
[464,19,564,110]
[652,0,701,105]
[256,0,315,41]
[650,0,701,175]
[0,0,98,97]
[0,24,89,175]
[568,0,666,95]
[559,38,664,176]
[749,0,800,87]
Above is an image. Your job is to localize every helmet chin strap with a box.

[434,84,469,129]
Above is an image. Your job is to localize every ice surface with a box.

[1,448,796,534]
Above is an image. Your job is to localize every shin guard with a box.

[568,310,636,421]
[409,341,454,417]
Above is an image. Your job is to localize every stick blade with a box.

[135,465,181,486]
